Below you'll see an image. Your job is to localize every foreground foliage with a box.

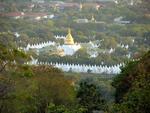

[76,77,108,113]
[112,51,150,113]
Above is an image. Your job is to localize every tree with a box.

[0,32,29,73]
[0,32,32,113]
[0,76,14,113]
[140,0,150,13]
[112,51,150,113]
[76,77,107,113]
[101,37,117,49]
[47,103,86,113]
[73,48,89,59]
[112,61,138,103]
[0,64,76,113]
[30,65,75,113]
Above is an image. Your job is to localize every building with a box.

[0,12,24,19]
[75,19,89,23]
[32,0,45,3]
[0,12,50,20]
[64,28,74,45]
[114,16,130,24]
[59,28,81,56]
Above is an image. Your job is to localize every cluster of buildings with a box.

[0,1,104,20]
[31,1,104,10]
[0,12,54,20]
[113,0,139,6]
[114,16,130,24]
[75,15,106,24]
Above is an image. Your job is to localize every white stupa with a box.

[59,28,81,56]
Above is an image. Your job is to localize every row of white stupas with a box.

[113,0,134,5]
[22,38,130,51]
[117,44,129,49]
[21,39,116,56]
[22,40,126,52]
[55,35,66,39]
[27,59,124,74]
[24,41,56,51]
[21,40,129,58]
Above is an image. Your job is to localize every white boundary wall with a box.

[27,60,124,74]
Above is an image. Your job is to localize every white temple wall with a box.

[27,60,123,74]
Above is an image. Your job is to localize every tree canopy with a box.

[112,51,150,113]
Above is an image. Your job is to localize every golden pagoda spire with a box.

[64,28,74,45]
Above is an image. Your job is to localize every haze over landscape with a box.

[0,0,149,113]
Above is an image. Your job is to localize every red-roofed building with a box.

[0,12,49,20]
[24,12,48,20]
[1,12,24,19]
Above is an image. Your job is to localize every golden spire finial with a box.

[80,3,83,10]
[68,28,71,34]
